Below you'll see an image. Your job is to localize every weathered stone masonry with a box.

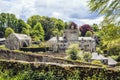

[0,49,102,67]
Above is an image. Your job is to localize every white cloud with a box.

[0,0,103,25]
[79,16,104,25]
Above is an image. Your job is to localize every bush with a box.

[20,47,49,52]
[83,52,92,61]
[91,60,103,65]
[86,31,92,37]
[66,44,80,60]
[5,27,14,38]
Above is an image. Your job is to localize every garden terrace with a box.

[0,60,119,80]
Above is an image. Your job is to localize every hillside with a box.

[0,49,119,80]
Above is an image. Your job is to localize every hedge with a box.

[20,47,49,52]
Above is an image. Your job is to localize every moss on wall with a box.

[0,60,119,80]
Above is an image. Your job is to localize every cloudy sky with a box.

[0,0,104,25]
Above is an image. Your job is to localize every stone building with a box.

[5,33,31,50]
[47,25,96,52]
[91,52,117,66]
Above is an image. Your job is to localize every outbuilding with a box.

[5,33,31,50]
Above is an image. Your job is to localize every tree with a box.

[21,24,31,35]
[86,31,93,37]
[5,27,14,37]
[27,15,66,40]
[88,0,120,23]
[0,13,18,33]
[91,24,99,32]
[97,24,120,55]
[32,23,44,41]
[66,44,80,60]
[79,24,93,36]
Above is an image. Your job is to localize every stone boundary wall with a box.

[0,60,119,80]
[0,49,102,67]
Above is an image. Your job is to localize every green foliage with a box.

[32,23,44,41]
[96,47,103,54]
[68,70,80,80]
[0,45,9,50]
[0,60,119,80]
[88,0,120,23]
[91,24,99,32]
[82,52,92,61]
[0,13,66,40]
[91,60,103,65]
[21,23,31,36]
[85,31,93,37]
[0,13,18,33]
[110,55,119,61]
[5,27,14,38]
[66,44,80,60]
[27,15,66,40]
[97,24,120,56]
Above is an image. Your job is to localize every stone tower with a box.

[63,22,79,42]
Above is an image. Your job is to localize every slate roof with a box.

[107,57,117,65]
[91,52,107,60]
[12,33,31,40]
[48,37,95,42]
[78,37,95,41]
[47,37,63,42]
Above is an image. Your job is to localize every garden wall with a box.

[0,49,102,67]
[0,60,119,80]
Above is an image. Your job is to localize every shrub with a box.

[5,27,14,38]
[86,31,92,37]
[66,44,80,60]
[83,52,92,61]
[91,60,103,65]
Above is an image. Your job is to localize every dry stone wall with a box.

[0,49,102,67]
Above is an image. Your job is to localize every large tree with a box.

[89,0,120,56]
[88,0,120,23]
[32,23,44,41]
[0,13,18,33]
[27,15,66,40]
[21,24,31,36]
[98,24,120,55]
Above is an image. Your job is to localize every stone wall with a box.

[0,60,119,80]
[0,49,102,67]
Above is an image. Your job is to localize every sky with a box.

[0,0,104,26]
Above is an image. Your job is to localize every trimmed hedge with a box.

[20,47,49,52]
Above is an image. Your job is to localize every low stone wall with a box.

[0,49,102,67]
[0,60,119,80]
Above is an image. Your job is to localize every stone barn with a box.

[5,33,31,50]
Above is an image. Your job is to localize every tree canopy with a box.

[32,23,44,41]
[88,0,120,23]
[5,27,14,38]
[27,15,66,40]
[0,13,66,41]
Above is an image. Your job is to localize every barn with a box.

[5,33,31,50]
